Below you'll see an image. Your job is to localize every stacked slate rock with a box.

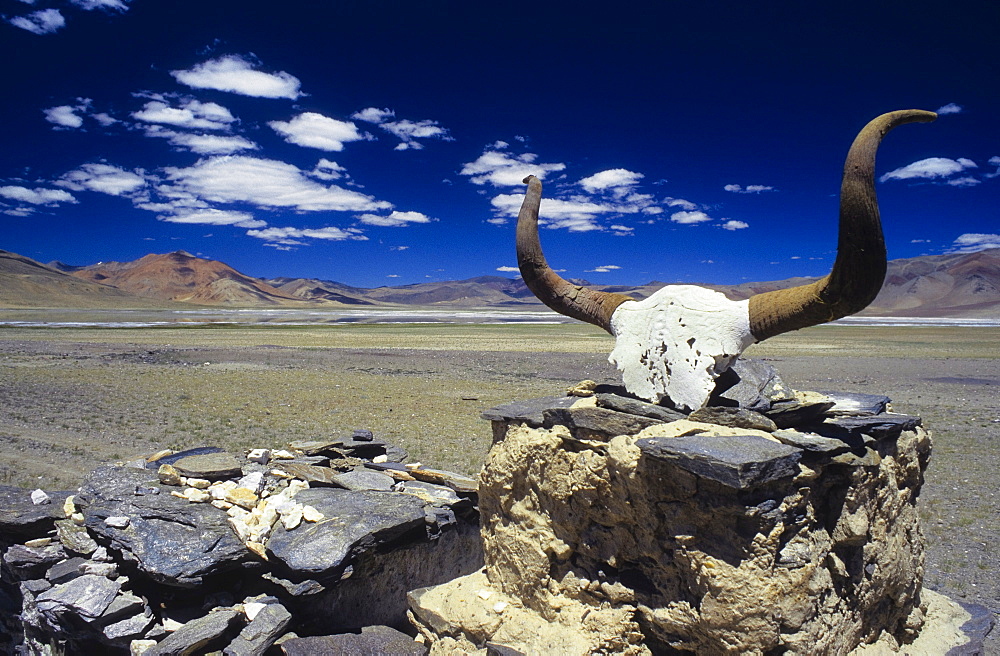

[1,431,479,655]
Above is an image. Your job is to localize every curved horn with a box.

[748,109,937,341]
[517,175,633,332]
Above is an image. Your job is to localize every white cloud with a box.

[391,245,409,251]
[159,208,265,228]
[670,210,712,224]
[92,113,117,127]
[724,184,775,193]
[496,266,519,273]
[43,105,85,128]
[70,0,129,10]
[911,239,931,244]
[579,169,643,194]
[171,55,303,99]
[247,226,367,244]
[8,8,65,34]
[880,157,978,183]
[59,163,147,196]
[357,210,434,227]
[381,118,450,148]
[0,185,77,205]
[460,150,566,187]
[986,156,1000,178]
[586,265,621,273]
[609,224,634,236]
[351,107,395,124]
[492,140,509,149]
[490,193,609,231]
[310,159,347,180]
[132,99,236,131]
[946,176,981,187]
[161,156,391,212]
[948,233,1000,253]
[145,129,258,155]
[664,197,697,210]
[721,220,749,230]
[935,103,963,115]
[269,113,367,151]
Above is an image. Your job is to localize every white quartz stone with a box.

[608,285,754,411]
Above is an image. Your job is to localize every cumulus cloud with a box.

[724,184,775,193]
[721,220,749,230]
[161,156,391,212]
[269,113,368,151]
[171,55,303,99]
[351,107,395,124]
[144,128,258,155]
[670,210,713,224]
[44,104,85,128]
[0,185,77,205]
[8,8,65,34]
[310,159,347,181]
[59,163,147,196]
[664,197,697,210]
[579,169,643,194]
[880,157,978,183]
[496,265,519,273]
[132,99,236,131]
[947,233,1000,253]
[935,103,963,115]
[246,226,367,245]
[460,150,566,186]
[586,265,621,273]
[357,210,434,227]
[489,193,611,231]
[159,208,265,228]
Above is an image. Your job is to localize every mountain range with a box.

[2,247,998,319]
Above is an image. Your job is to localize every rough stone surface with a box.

[636,434,802,489]
[333,469,396,491]
[0,485,71,545]
[822,391,891,416]
[223,602,291,656]
[542,406,666,441]
[594,393,687,422]
[688,406,779,432]
[76,465,250,586]
[145,607,240,655]
[765,390,837,428]
[36,573,121,619]
[280,625,427,655]
[265,488,427,577]
[480,395,577,427]
[412,417,936,654]
[171,451,243,480]
[806,413,922,441]
[707,357,795,412]
[608,286,755,411]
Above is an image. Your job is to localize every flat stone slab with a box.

[171,451,243,480]
[481,395,577,427]
[636,434,802,489]
[806,413,921,440]
[77,466,250,587]
[333,469,396,491]
[543,407,666,440]
[145,446,225,469]
[688,406,778,432]
[770,430,854,455]
[595,393,687,423]
[821,391,891,415]
[0,485,72,542]
[145,607,241,656]
[265,488,427,577]
[271,462,340,486]
[707,357,796,412]
[222,602,291,656]
[36,573,121,619]
[280,626,427,655]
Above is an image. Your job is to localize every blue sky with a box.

[1,1,998,288]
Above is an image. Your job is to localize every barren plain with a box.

[0,321,997,647]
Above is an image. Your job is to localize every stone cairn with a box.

[408,359,994,655]
[1,431,481,655]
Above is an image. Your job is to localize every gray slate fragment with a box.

[101,608,154,642]
[333,469,395,492]
[0,485,71,543]
[689,406,778,432]
[398,481,461,505]
[98,590,146,623]
[770,430,853,455]
[279,625,427,656]
[595,393,687,423]
[145,446,225,469]
[266,488,427,577]
[481,395,577,427]
[271,462,339,486]
[172,451,243,480]
[54,519,98,555]
[260,572,325,597]
[543,407,666,441]
[806,413,921,440]
[946,600,996,656]
[45,556,88,584]
[223,603,292,656]
[3,543,66,579]
[637,434,802,489]
[764,395,836,429]
[821,391,891,416]
[77,466,249,587]
[36,573,121,619]
[708,358,795,412]
[146,608,241,656]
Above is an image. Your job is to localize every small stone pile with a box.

[1,431,481,655]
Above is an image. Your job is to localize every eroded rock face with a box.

[411,414,935,654]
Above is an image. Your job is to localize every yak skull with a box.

[516,110,936,411]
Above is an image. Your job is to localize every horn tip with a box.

[523,175,538,185]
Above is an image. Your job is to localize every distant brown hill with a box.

[68,251,307,306]
[2,248,998,318]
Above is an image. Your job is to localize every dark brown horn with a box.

[748,109,937,341]
[516,175,632,332]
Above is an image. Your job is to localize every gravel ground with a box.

[0,322,996,650]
